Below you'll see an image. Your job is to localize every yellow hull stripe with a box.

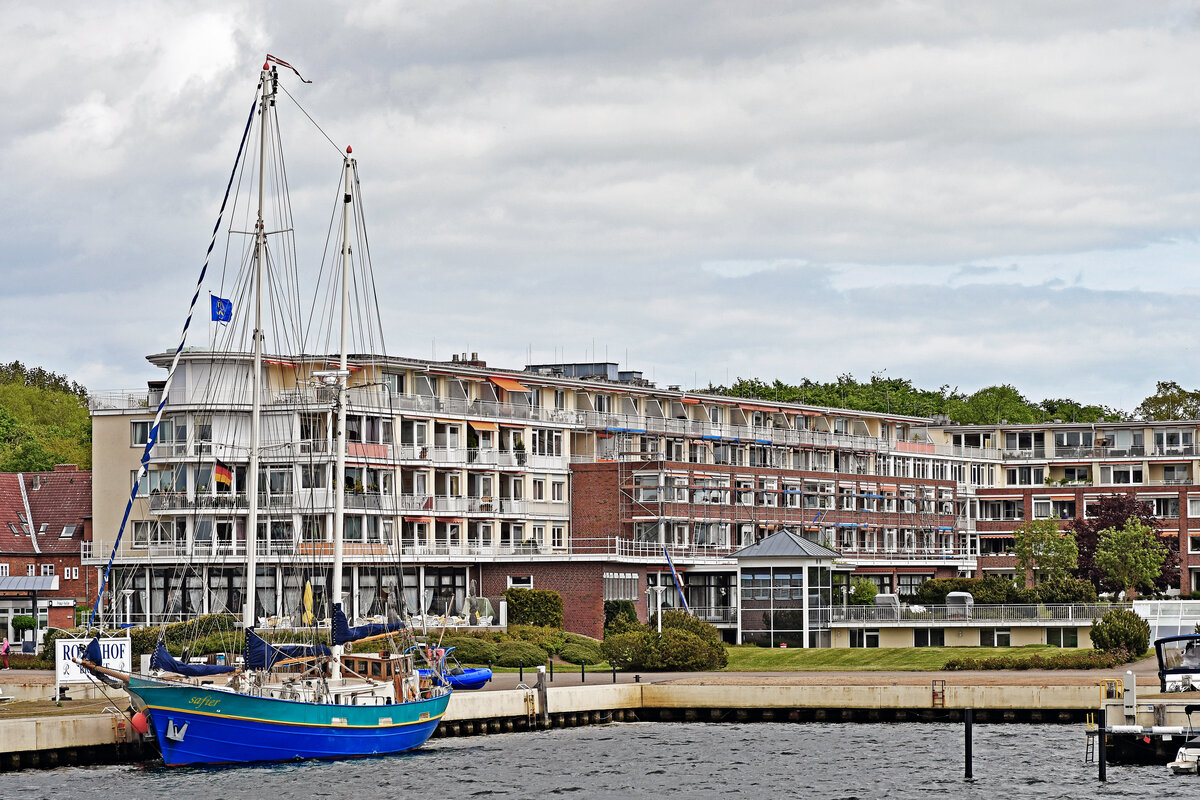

[145,703,446,730]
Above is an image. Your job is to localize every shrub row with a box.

[944,649,1132,671]
[913,575,1097,605]
[503,588,564,628]
[601,610,727,671]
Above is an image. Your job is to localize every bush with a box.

[10,615,36,637]
[656,610,727,668]
[504,588,564,628]
[506,625,567,655]
[913,576,1022,605]
[1036,575,1098,604]
[494,640,549,667]
[604,600,640,636]
[945,649,1130,671]
[1091,608,1150,657]
[442,636,498,665]
[559,641,605,665]
[602,630,654,670]
[651,629,725,671]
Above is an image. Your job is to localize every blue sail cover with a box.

[151,643,235,677]
[244,628,331,670]
[84,637,103,665]
[332,603,405,646]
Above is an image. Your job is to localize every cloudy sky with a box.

[4,1,1200,412]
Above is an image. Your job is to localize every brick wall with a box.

[480,561,614,638]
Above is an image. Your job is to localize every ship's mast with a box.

[330,148,354,680]
[244,63,274,629]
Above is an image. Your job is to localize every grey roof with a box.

[0,575,59,592]
[731,530,841,561]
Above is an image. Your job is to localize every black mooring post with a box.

[1098,708,1107,783]
[487,660,493,683]
[612,663,617,684]
[964,708,973,779]
[519,660,524,684]
[581,661,586,683]
[550,659,554,682]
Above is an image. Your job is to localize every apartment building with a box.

[86,351,996,642]
[936,421,1198,590]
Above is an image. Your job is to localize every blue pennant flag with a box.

[211,295,233,323]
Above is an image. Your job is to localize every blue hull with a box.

[128,676,450,766]
[420,667,491,691]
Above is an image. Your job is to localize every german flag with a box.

[214,459,233,487]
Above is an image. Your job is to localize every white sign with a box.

[55,637,132,686]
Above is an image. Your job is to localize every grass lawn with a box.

[722,645,1069,672]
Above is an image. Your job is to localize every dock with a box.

[0,667,1138,770]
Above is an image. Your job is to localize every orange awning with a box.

[490,376,531,393]
[739,404,777,413]
[679,397,701,405]
[468,421,498,432]
[498,421,526,428]
[405,516,434,524]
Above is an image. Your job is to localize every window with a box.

[532,479,545,501]
[1046,627,1078,647]
[1033,499,1052,519]
[552,526,564,548]
[1154,497,1180,519]
[507,575,533,589]
[914,628,945,647]
[0,564,7,577]
[383,372,404,396]
[1191,535,1200,554]
[553,389,566,410]
[981,628,1010,647]
[71,566,79,580]
[1164,465,1191,484]
[1156,430,1194,452]
[897,575,925,598]
[849,629,879,648]
[1190,497,1200,518]
[1054,431,1093,449]
[27,564,35,576]
[530,429,562,457]
[1100,465,1143,485]
[552,481,565,502]
[603,572,639,601]
[41,564,54,576]
[1063,467,1089,483]
[301,465,327,489]
[131,420,152,446]
[1005,466,1044,486]
[59,525,76,539]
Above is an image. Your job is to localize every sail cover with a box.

[244,627,331,670]
[332,603,406,646]
[151,643,235,676]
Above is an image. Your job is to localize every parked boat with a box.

[419,647,492,691]
[77,56,451,766]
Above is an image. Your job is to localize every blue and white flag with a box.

[211,295,233,323]
[663,547,690,612]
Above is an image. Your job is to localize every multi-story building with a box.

[935,420,1200,590]
[85,351,1001,643]
[0,465,92,640]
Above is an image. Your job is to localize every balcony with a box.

[831,602,1125,626]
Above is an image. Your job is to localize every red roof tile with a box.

[0,470,90,555]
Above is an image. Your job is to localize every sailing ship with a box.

[78,57,452,765]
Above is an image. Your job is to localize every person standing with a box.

[1,637,9,669]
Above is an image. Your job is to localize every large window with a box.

[1046,627,1078,647]
[914,628,945,647]
[603,572,639,601]
[981,627,1010,647]
[849,629,879,648]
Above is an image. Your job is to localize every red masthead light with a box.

[263,61,270,70]
[346,146,353,154]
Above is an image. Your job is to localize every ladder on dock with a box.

[931,679,946,708]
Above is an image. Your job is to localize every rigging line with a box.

[278,82,342,156]
[88,87,261,632]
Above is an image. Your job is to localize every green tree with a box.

[849,578,878,605]
[1073,494,1176,593]
[1013,519,1078,584]
[1094,518,1168,598]
[1135,381,1200,421]
[950,384,1038,425]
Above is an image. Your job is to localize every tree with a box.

[1094,518,1168,598]
[1071,493,1176,593]
[1013,519,1078,584]
[849,578,878,605]
[1135,381,1200,421]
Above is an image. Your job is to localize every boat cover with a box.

[332,603,406,646]
[244,627,331,670]
[151,643,235,676]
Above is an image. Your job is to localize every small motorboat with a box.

[1168,745,1200,775]
[418,646,492,690]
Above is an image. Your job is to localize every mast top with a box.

[346,145,353,154]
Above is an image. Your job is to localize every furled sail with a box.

[332,603,406,646]
[244,628,331,670]
[151,643,235,677]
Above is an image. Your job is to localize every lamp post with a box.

[646,585,667,633]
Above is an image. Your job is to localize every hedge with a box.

[559,641,604,665]
[495,640,549,667]
[945,649,1131,671]
[442,636,498,665]
[1091,608,1150,656]
[503,588,564,628]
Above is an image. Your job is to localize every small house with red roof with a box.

[0,465,92,644]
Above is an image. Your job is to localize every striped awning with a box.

[489,376,530,393]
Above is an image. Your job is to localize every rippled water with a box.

[1,722,1195,799]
